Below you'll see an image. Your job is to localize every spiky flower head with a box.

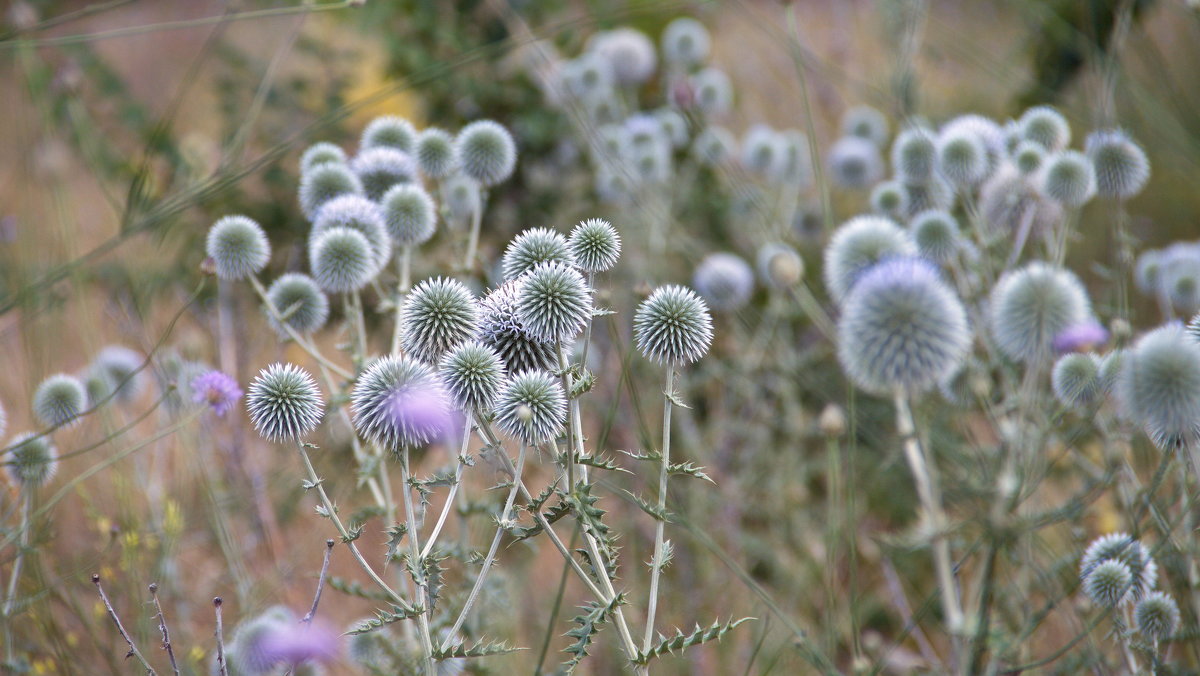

[191,370,242,418]
[823,215,917,304]
[587,28,657,86]
[903,177,954,217]
[300,142,347,174]
[1019,105,1071,151]
[400,278,480,364]
[870,180,910,221]
[1117,324,1200,450]
[777,129,813,186]
[634,285,714,365]
[941,114,1005,165]
[515,261,592,343]
[1085,129,1150,199]
[1099,349,1126,395]
[908,209,959,263]
[1013,141,1045,175]
[630,141,672,184]
[655,108,689,149]
[206,215,271,281]
[691,67,732,117]
[476,282,558,374]
[351,355,451,451]
[989,262,1092,363]
[1135,592,1180,641]
[351,147,417,201]
[493,370,567,446]
[626,113,663,149]
[310,194,392,270]
[569,218,621,273]
[560,52,614,101]
[841,105,889,147]
[694,253,754,312]
[440,341,506,414]
[309,227,376,293]
[827,136,884,189]
[661,17,710,66]
[937,126,989,187]
[979,164,1062,234]
[415,127,457,178]
[502,228,574,280]
[361,116,416,153]
[1083,559,1133,608]
[1038,150,1096,207]
[456,120,517,187]
[1159,244,1200,315]
[88,345,147,405]
[1080,533,1158,604]
[891,127,937,183]
[1052,353,1102,409]
[4,433,57,488]
[443,174,480,221]
[265,273,329,336]
[836,257,971,395]
[381,184,437,247]
[33,373,87,428]
[299,163,364,221]
[756,243,804,289]
[247,363,324,442]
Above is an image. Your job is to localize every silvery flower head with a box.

[629,141,672,184]
[568,218,621,273]
[890,126,937,183]
[1117,324,1200,450]
[4,432,58,488]
[33,373,87,428]
[1037,150,1096,207]
[634,285,714,365]
[1012,140,1045,175]
[400,277,480,364]
[978,163,1062,235]
[309,227,377,293]
[1080,532,1157,604]
[690,67,732,117]
[310,194,392,271]
[587,28,657,86]
[823,215,917,304]
[88,345,147,405]
[841,105,889,147]
[1083,559,1133,607]
[836,257,971,395]
[456,120,517,187]
[476,281,558,375]
[247,363,324,442]
[827,136,884,189]
[361,116,417,153]
[1085,129,1150,199]
[502,228,574,280]
[777,129,813,186]
[493,370,567,446]
[741,125,785,179]
[626,113,665,151]
[1135,592,1180,641]
[908,209,959,264]
[655,108,689,149]
[515,261,592,343]
[561,52,614,101]
[415,127,458,178]
[351,147,417,201]
[441,341,506,414]
[1051,353,1102,409]
[989,262,1092,363]
[756,243,804,289]
[299,163,364,221]
[936,125,989,187]
[300,142,346,174]
[265,273,329,336]
[443,174,481,221]
[1156,243,1200,315]
[206,215,271,281]
[381,183,437,248]
[1019,105,1071,151]
[870,180,910,221]
[941,114,1005,162]
[902,176,955,218]
[661,17,711,67]
[351,355,452,452]
[693,252,754,312]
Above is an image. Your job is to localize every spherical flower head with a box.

[1135,249,1163,296]
[1083,559,1133,607]
[870,180,910,220]
[361,116,416,153]
[941,114,1006,164]
[4,432,58,487]
[836,258,971,395]
[158,355,210,415]
[191,370,243,417]
[401,277,480,364]
[1012,140,1045,175]
[1053,319,1109,354]
[694,253,754,312]
[1038,150,1096,207]
[903,177,954,217]
[257,617,340,669]
[908,209,960,263]
[587,28,657,86]
[440,341,506,413]
[691,67,732,117]
[515,261,592,343]
[456,120,517,187]
[661,17,710,67]
[1019,105,1070,151]
[561,52,614,101]
[246,363,324,442]
[630,141,672,184]
[502,227,574,280]
[89,345,147,405]
[351,147,417,201]
[936,126,988,187]
[1157,243,1200,315]
[1080,533,1158,604]
[634,285,714,365]
[823,215,917,304]
[827,136,884,189]
[309,227,375,293]
[1117,324,1200,450]
[777,129,813,186]
[1135,592,1180,641]
[414,127,458,178]
[587,95,624,127]
[33,373,87,428]
[265,273,329,336]
[988,262,1092,363]
[979,163,1062,234]
[381,183,437,247]
[569,218,621,273]
[299,163,364,221]
[1052,353,1102,409]
[841,105,889,147]
[352,355,452,451]
[891,127,937,183]
[206,215,271,281]
[493,370,566,446]
[477,281,558,375]
[756,243,804,290]
[310,194,392,271]
[626,114,664,151]
[655,108,689,149]
[300,142,347,174]
[443,174,480,221]
[1085,129,1150,199]
[1099,349,1126,395]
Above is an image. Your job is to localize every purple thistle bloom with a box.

[191,370,243,417]
[1053,320,1110,354]
[259,618,340,667]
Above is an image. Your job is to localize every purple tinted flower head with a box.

[260,618,340,667]
[1053,319,1110,354]
[191,370,242,417]
[351,355,455,451]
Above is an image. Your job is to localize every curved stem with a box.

[391,246,412,355]
[248,277,353,380]
[400,448,437,674]
[642,367,675,651]
[421,415,473,559]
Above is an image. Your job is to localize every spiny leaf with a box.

[633,617,754,665]
[432,638,522,659]
[667,461,715,484]
[570,370,596,398]
[346,604,428,635]
[328,577,395,602]
[385,524,408,562]
[561,593,626,673]
[510,494,571,541]
[646,539,673,572]
[623,489,670,522]
[619,449,660,463]
[664,389,692,409]
[577,452,632,474]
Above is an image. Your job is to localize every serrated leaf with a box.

[633,617,754,665]
[509,495,571,541]
[665,390,692,409]
[385,524,409,562]
[328,577,394,602]
[346,604,427,635]
[646,539,673,572]
[576,453,631,474]
[432,638,522,660]
[570,370,596,398]
[623,489,670,522]
[561,593,625,673]
[619,449,660,463]
[667,461,715,484]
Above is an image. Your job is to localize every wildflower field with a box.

[4,1,1200,674]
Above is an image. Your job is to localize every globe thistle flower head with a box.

[414,127,457,178]
[309,227,376,293]
[1085,129,1150,199]
[361,116,417,153]
[1135,592,1180,641]
[691,67,732,117]
[634,285,714,365]
[440,341,506,414]
[157,355,209,415]
[587,94,624,126]
[823,215,917,304]
[493,370,567,446]
[299,163,363,221]
[561,52,614,101]
[310,194,392,270]
[841,105,889,147]
[4,433,58,488]
[191,370,243,417]
[33,373,87,428]
[502,227,574,280]
[381,184,437,247]
[870,180,910,220]
[1099,349,1126,395]
[247,363,324,442]
[477,282,558,375]
[89,345,147,405]
[594,167,633,205]
[1052,353,1102,409]
[903,177,954,217]
[1157,244,1200,315]
[569,218,621,272]
[936,126,989,187]
[740,125,783,177]
[1080,532,1158,604]
[777,129,813,186]
[891,126,937,183]
[515,261,592,342]
[587,28,657,86]
[1083,559,1133,608]
[827,136,884,189]
[908,209,959,263]
[1019,105,1071,151]
[756,243,804,289]
[988,262,1092,363]
[1117,324,1200,450]
[661,17,711,67]
[300,142,346,174]
[456,120,517,187]
[655,108,689,149]
[630,142,672,183]
[1038,150,1096,207]
[941,114,1006,165]
[836,257,971,395]
[265,273,329,336]
[625,114,665,150]
[1053,319,1109,354]
[979,163,1063,235]
[352,355,452,451]
[400,277,480,364]
[351,147,417,201]
[1135,249,1162,295]
[1013,141,1045,175]
[694,252,754,312]
[443,174,481,221]
[206,215,271,281]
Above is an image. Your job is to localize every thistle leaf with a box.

[634,617,754,665]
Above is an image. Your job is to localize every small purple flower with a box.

[260,618,340,667]
[191,370,242,417]
[1053,320,1110,354]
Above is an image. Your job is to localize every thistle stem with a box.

[213,598,229,676]
[400,448,438,675]
[301,539,336,624]
[642,367,675,651]
[149,583,181,676]
[421,415,474,559]
[463,192,483,271]
[93,574,158,675]
[249,277,352,380]
[2,490,32,665]
[391,247,412,355]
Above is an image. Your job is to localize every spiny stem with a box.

[148,584,180,676]
[213,597,229,676]
[301,539,336,624]
[421,415,474,559]
[399,448,438,675]
[93,574,158,675]
[643,366,675,651]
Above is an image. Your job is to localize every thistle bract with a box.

[634,285,714,365]
[299,163,363,221]
[351,355,451,451]
[1117,324,1200,450]
[361,116,417,153]
[502,228,574,280]
[352,147,417,201]
[400,277,480,364]
[456,120,517,187]
[415,127,457,178]
[989,262,1091,362]
[1085,129,1150,199]
[823,215,916,304]
[309,227,376,293]
[477,282,558,375]
[515,261,592,342]
[568,218,621,272]
[493,370,567,446]
[265,273,329,336]
[381,184,437,247]
[693,252,754,312]
[206,215,271,281]
[440,341,506,414]
[4,432,58,487]
[247,363,324,442]
[33,373,87,428]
